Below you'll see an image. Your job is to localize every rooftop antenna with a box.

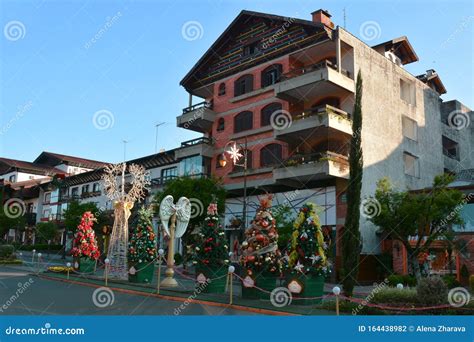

[122,139,128,162]
[343,7,346,29]
[155,122,166,153]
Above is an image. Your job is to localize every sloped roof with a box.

[180,10,331,92]
[0,157,64,176]
[34,151,107,169]
[416,69,447,95]
[60,150,177,187]
[371,36,419,65]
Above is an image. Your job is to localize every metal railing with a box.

[182,100,213,114]
[180,136,214,147]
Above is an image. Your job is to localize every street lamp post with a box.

[220,137,248,239]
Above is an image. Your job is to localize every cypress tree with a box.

[342,70,363,296]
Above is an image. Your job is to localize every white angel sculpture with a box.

[102,163,149,280]
[159,195,191,287]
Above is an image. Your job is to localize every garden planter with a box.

[129,262,155,284]
[285,273,324,305]
[195,266,227,293]
[240,273,277,300]
[79,257,96,274]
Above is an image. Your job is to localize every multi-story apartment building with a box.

[177,9,473,278]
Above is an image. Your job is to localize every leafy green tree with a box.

[36,221,58,256]
[154,176,226,266]
[63,200,106,233]
[272,204,295,250]
[342,70,363,296]
[369,174,465,281]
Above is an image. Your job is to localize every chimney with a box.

[311,9,334,28]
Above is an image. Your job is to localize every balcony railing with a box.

[279,151,348,168]
[281,59,352,80]
[182,100,213,114]
[180,137,214,147]
[151,176,178,187]
[291,104,351,121]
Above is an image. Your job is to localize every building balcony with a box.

[150,176,178,188]
[273,151,349,186]
[175,137,214,160]
[275,60,355,102]
[177,101,216,133]
[274,105,352,143]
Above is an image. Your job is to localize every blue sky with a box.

[1,0,472,164]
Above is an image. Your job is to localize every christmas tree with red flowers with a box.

[71,211,100,260]
[193,202,229,268]
[129,207,156,263]
[240,196,281,277]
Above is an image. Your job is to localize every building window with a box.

[161,167,178,180]
[234,111,253,133]
[233,150,252,172]
[403,152,419,177]
[261,64,282,87]
[402,116,418,141]
[243,41,260,57]
[217,118,225,132]
[43,209,51,219]
[261,102,282,127]
[44,192,51,203]
[71,187,79,198]
[218,83,226,96]
[442,136,460,160]
[81,184,89,194]
[234,74,254,97]
[8,175,16,183]
[92,182,100,193]
[400,79,416,105]
[260,144,283,167]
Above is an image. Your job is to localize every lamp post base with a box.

[160,267,178,287]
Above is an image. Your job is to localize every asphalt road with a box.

[0,267,256,315]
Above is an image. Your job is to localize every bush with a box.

[387,274,416,287]
[416,276,448,305]
[372,287,418,304]
[469,275,474,292]
[0,245,15,258]
[16,244,63,252]
[442,275,461,289]
[387,274,403,287]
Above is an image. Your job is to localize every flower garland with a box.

[285,203,329,276]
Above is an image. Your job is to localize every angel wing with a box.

[159,195,175,236]
[175,197,191,238]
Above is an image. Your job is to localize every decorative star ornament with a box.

[309,255,320,265]
[226,143,243,164]
[294,261,304,272]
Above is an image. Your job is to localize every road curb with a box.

[37,274,296,316]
